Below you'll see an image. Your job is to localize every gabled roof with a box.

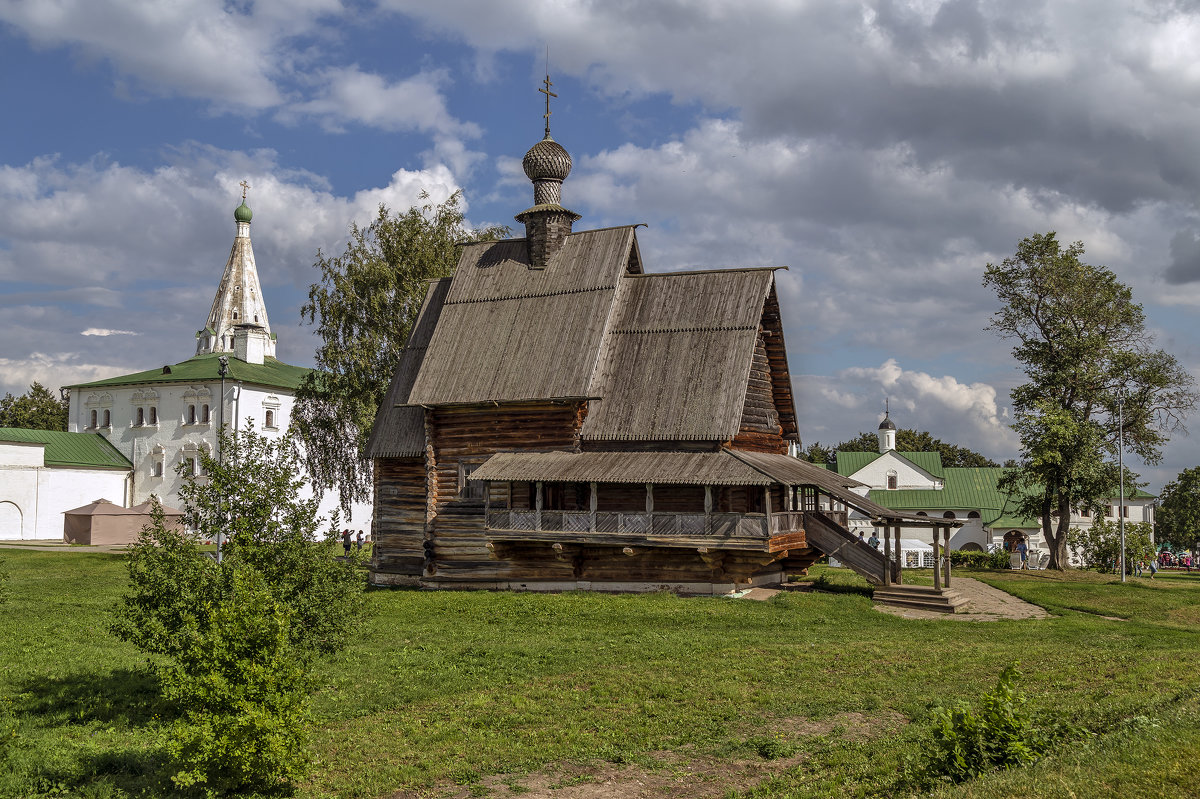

[373,225,797,449]
[66,353,310,392]
[835,450,945,479]
[581,268,781,441]
[365,278,451,458]
[0,428,132,470]
[405,227,637,406]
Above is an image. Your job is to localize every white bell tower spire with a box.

[195,182,275,361]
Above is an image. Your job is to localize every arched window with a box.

[135,407,144,426]
[90,410,97,428]
[201,404,210,423]
[151,461,163,477]
[102,409,110,427]
[886,471,898,490]
[967,511,980,519]
[916,511,928,517]
[264,409,275,429]
[187,405,196,425]
[943,511,956,519]
[149,406,158,425]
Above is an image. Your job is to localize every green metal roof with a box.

[835,450,945,479]
[867,466,1038,528]
[66,353,311,392]
[0,428,132,470]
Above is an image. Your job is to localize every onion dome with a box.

[878,414,896,431]
[234,201,253,223]
[523,134,573,183]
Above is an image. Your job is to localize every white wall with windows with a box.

[68,382,371,528]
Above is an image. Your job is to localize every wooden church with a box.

[367,83,924,594]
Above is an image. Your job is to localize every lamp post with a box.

[217,355,229,564]
[1117,392,1126,583]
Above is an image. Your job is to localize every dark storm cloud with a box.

[1164,229,1200,284]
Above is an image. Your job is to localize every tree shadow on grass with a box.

[13,667,174,729]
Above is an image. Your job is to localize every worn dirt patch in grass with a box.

[394,712,902,799]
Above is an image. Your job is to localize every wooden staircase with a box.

[801,511,889,585]
[871,584,969,614]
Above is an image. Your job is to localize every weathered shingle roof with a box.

[0,428,132,470]
[405,227,637,406]
[581,269,777,441]
[364,278,450,458]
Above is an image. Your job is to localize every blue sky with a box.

[3,0,1200,492]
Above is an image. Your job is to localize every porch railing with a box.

[487,509,806,538]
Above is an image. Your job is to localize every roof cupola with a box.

[515,71,580,269]
[878,400,897,453]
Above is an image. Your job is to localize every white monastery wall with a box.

[0,441,129,540]
[853,453,941,490]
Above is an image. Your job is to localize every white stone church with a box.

[62,193,372,531]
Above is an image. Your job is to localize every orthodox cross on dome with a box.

[539,72,557,137]
[239,180,251,200]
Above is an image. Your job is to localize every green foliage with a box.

[179,423,364,657]
[0,557,8,606]
[160,569,311,793]
[1068,518,1155,573]
[294,192,509,512]
[1156,466,1200,551]
[110,424,364,794]
[0,381,68,431]
[984,232,1197,568]
[926,664,1080,783]
[110,500,218,659]
[948,550,1010,569]
[801,429,998,467]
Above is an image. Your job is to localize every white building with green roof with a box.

[832,413,1156,563]
[61,195,372,530]
[0,428,132,539]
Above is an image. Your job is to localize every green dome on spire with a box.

[234,201,253,223]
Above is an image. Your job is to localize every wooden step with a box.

[872,585,969,614]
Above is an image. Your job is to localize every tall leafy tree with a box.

[294,192,508,513]
[1156,466,1200,551]
[985,232,1197,569]
[0,382,68,431]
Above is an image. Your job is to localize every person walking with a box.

[342,528,352,555]
[356,530,365,551]
[867,531,880,550]
[1017,539,1029,570]
[1148,558,1158,580]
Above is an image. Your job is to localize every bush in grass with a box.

[1068,519,1155,573]
[112,424,365,793]
[926,664,1076,783]
[948,550,1010,569]
[161,569,311,793]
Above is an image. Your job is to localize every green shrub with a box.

[160,568,311,793]
[948,550,1009,569]
[926,663,1079,783]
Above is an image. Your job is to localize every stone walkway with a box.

[0,540,128,553]
[872,576,1049,621]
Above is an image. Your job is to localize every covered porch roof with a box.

[470,448,935,523]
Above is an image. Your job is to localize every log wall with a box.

[730,327,787,454]
[372,457,427,577]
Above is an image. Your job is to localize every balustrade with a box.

[486,508,806,538]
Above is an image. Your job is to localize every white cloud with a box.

[81,328,136,336]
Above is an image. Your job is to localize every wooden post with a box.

[894,525,902,585]
[944,526,952,588]
[932,525,942,591]
[589,481,597,532]
[882,523,891,587]
[535,481,543,531]
[484,481,491,527]
[764,486,773,536]
[646,483,654,514]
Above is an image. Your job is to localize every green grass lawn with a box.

[1,553,1198,798]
